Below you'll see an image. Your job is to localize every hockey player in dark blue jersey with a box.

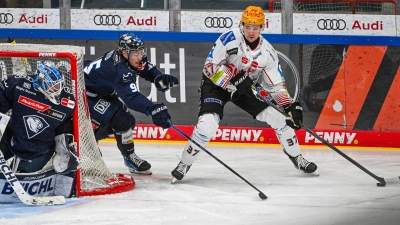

[84,33,179,175]
[0,62,78,202]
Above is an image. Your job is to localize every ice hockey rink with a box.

[1,141,399,225]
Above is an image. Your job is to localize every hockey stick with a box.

[0,113,66,205]
[169,123,268,200]
[252,84,400,187]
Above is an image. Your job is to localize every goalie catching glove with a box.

[283,102,303,130]
[154,75,179,92]
[230,70,253,97]
[147,103,171,129]
[53,133,79,175]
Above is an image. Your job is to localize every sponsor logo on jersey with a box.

[204,98,223,105]
[18,96,50,111]
[23,82,31,89]
[23,115,49,139]
[61,98,75,109]
[227,48,238,56]
[38,108,66,121]
[94,99,111,114]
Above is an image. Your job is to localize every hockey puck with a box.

[377,182,386,187]
[259,192,268,200]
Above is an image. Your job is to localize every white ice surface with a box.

[1,142,399,225]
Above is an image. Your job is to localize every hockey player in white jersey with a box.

[171,6,318,183]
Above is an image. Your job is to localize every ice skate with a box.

[123,152,152,175]
[171,161,191,183]
[288,154,319,175]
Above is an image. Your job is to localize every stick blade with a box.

[22,195,66,206]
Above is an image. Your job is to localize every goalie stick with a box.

[252,84,400,187]
[0,113,66,205]
[169,122,268,200]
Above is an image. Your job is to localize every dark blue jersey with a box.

[0,76,75,159]
[83,49,162,114]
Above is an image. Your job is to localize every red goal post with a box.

[0,44,135,197]
[269,0,397,15]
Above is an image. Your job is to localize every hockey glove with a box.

[283,102,303,130]
[154,75,179,92]
[147,103,171,129]
[230,70,253,97]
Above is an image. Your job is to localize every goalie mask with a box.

[33,62,64,105]
[118,33,147,58]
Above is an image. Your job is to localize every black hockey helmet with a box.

[118,33,146,56]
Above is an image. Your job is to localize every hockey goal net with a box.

[0,43,135,196]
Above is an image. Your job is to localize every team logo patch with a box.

[23,115,49,139]
[38,108,66,121]
[18,96,50,111]
[61,98,75,109]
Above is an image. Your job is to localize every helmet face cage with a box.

[33,62,64,105]
[118,33,147,58]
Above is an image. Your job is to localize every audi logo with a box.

[93,14,121,26]
[317,19,346,30]
[204,17,233,28]
[0,13,13,24]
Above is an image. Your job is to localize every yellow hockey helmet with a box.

[241,6,265,26]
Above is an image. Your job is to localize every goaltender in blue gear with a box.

[83,32,179,175]
[0,62,78,202]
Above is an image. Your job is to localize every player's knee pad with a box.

[192,113,220,145]
[109,108,136,133]
[53,133,78,175]
[256,107,301,157]
[256,106,286,130]
[181,113,220,165]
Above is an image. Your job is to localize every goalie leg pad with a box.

[181,113,220,165]
[53,134,78,175]
[256,107,301,157]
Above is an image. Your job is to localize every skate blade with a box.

[304,170,319,176]
[129,168,152,175]
[171,177,178,184]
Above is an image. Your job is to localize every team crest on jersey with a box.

[61,98,75,109]
[23,115,49,139]
[219,31,236,46]
[123,72,135,82]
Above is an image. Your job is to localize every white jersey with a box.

[203,28,292,106]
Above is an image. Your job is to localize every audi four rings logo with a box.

[94,14,121,26]
[204,17,233,28]
[0,13,13,24]
[317,19,346,30]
